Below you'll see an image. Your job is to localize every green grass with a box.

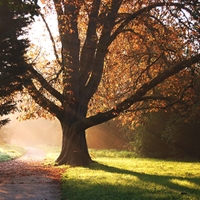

[60,149,200,200]
[0,144,26,162]
[37,145,60,165]
[89,149,137,158]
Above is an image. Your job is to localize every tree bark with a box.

[56,127,91,166]
[56,103,92,166]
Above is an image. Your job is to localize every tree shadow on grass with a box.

[62,161,200,200]
[89,161,200,197]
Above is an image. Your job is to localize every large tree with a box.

[0,0,38,127]
[20,0,200,165]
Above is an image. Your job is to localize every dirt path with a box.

[0,147,64,200]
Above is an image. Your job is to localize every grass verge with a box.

[0,144,26,162]
[61,149,200,200]
[37,145,60,165]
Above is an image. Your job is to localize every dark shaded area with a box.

[0,102,15,129]
[127,110,200,160]
[0,0,38,128]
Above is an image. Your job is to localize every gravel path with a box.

[0,147,64,200]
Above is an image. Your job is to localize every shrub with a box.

[127,110,200,160]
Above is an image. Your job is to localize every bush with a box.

[163,114,200,159]
[127,110,200,160]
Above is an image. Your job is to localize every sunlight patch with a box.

[170,179,200,190]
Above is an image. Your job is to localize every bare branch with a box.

[109,2,196,44]
[39,11,62,66]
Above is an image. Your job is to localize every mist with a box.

[0,114,127,150]
[1,115,62,147]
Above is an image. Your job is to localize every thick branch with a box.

[60,1,80,102]
[53,0,63,16]
[74,53,200,132]
[81,0,122,102]
[79,0,100,89]
[25,78,64,119]
[27,65,64,103]
[141,94,175,102]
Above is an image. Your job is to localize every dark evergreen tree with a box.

[0,0,38,127]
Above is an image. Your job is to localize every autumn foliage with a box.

[2,0,200,165]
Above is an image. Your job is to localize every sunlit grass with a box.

[90,149,137,158]
[61,149,200,200]
[0,144,26,162]
[38,145,60,165]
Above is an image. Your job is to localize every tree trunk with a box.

[56,127,91,166]
[56,103,92,166]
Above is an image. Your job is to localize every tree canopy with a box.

[3,0,200,165]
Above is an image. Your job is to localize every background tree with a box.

[0,0,38,129]
[19,0,200,165]
[127,105,200,160]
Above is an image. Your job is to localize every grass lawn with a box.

[0,144,26,162]
[60,149,200,200]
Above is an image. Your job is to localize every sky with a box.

[27,1,60,62]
